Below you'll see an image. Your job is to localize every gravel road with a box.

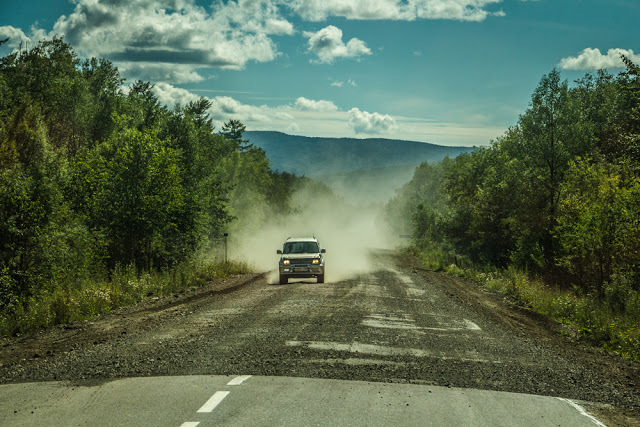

[1,250,638,425]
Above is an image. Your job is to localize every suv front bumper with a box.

[279,264,324,278]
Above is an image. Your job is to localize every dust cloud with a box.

[226,179,401,284]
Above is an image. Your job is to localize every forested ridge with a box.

[387,59,640,360]
[0,38,305,334]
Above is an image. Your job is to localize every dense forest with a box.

[0,38,305,334]
[386,59,640,360]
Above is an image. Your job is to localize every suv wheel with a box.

[279,275,288,285]
[317,274,324,284]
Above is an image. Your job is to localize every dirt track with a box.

[1,251,638,425]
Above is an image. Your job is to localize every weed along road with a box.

[0,251,638,426]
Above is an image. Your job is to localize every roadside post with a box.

[224,233,229,263]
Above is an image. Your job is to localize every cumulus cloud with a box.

[216,0,295,36]
[347,108,397,135]
[559,48,640,70]
[304,25,371,63]
[149,84,485,145]
[39,0,284,83]
[2,0,506,85]
[119,63,206,84]
[151,82,201,108]
[0,25,47,51]
[290,0,503,22]
[294,97,339,112]
[151,84,346,132]
[153,84,275,122]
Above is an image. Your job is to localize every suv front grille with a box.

[290,258,314,265]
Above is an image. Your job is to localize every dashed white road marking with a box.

[286,340,492,363]
[227,375,252,385]
[419,319,481,332]
[463,319,482,331]
[558,398,607,427]
[197,391,230,413]
[362,314,421,330]
[181,376,252,425]
[362,313,481,332]
[287,340,431,357]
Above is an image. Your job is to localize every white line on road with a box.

[227,375,252,385]
[287,340,431,357]
[197,391,230,413]
[286,340,493,363]
[180,423,200,427]
[558,398,607,426]
[463,319,482,331]
[362,314,481,332]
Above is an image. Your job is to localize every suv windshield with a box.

[283,241,320,254]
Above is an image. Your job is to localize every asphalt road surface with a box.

[1,250,638,426]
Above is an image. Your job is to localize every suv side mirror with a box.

[321,248,326,253]
[277,249,282,254]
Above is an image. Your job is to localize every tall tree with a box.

[219,119,253,151]
[517,69,572,267]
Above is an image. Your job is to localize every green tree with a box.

[220,119,253,151]
[556,158,640,294]
[81,57,124,145]
[517,69,572,267]
[73,127,187,269]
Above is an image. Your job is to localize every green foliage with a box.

[386,60,640,361]
[0,39,302,335]
[72,127,189,268]
[556,158,640,293]
[219,119,252,151]
[384,160,448,238]
[0,258,251,337]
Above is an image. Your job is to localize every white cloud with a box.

[152,82,287,127]
[559,48,639,70]
[42,0,283,83]
[290,0,503,22]
[0,25,47,51]
[119,63,206,84]
[347,108,397,135]
[304,25,371,63]
[2,0,505,85]
[331,79,357,87]
[213,0,295,36]
[150,84,495,145]
[294,97,339,112]
[152,82,201,108]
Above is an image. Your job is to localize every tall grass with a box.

[0,257,251,337]
[406,242,640,362]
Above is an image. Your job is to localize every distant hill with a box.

[245,131,475,177]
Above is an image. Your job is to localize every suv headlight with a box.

[312,259,320,264]
[282,259,290,265]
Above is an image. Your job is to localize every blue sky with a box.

[2,0,638,146]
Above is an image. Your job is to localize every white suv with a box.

[277,237,326,284]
